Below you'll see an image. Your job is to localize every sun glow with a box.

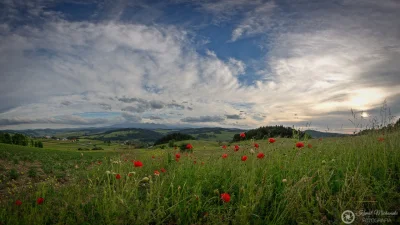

[361,112,369,118]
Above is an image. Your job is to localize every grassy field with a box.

[38,138,126,151]
[0,131,399,224]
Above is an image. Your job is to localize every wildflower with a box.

[241,155,248,161]
[269,138,276,143]
[98,161,102,165]
[250,149,255,154]
[116,174,121,179]
[106,171,111,174]
[307,143,312,148]
[282,179,287,183]
[154,170,160,176]
[378,137,385,142]
[37,197,44,205]
[234,145,240,151]
[161,168,166,173]
[222,153,228,159]
[257,153,265,159]
[319,138,322,141]
[175,153,181,159]
[194,161,197,164]
[296,142,304,148]
[15,200,22,206]
[201,162,204,165]
[141,177,149,183]
[222,145,227,149]
[240,132,246,138]
[152,155,155,159]
[254,143,259,149]
[220,193,231,203]
[133,161,143,167]
[186,144,193,150]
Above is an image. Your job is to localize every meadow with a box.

[0,131,399,224]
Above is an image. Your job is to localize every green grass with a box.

[39,138,124,151]
[0,132,399,224]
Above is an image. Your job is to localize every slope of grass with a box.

[0,131,399,224]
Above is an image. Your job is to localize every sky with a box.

[0,0,399,133]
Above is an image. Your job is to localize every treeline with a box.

[232,125,309,142]
[0,132,43,148]
[154,133,196,146]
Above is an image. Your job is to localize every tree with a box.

[38,141,44,148]
[31,139,34,147]
[4,133,12,144]
[154,133,196,146]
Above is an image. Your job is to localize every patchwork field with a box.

[0,132,399,224]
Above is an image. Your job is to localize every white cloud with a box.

[231,1,276,41]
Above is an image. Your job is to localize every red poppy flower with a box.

[241,155,248,161]
[222,145,227,149]
[319,138,323,141]
[98,161,102,165]
[152,155,155,159]
[220,193,231,203]
[15,200,22,206]
[257,153,265,159]
[268,138,276,143]
[175,153,181,159]
[194,161,197,164]
[307,143,312,148]
[186,143,193,149]
[161,168,166,173]
[201,162,204,165]
[254,143,259,149]
[37,197,44,205]
[116,174,121,179]
[234,145,240,151]
[222,153,228,159]
[378,137,385,142]
[133,161,143,167]
[154,170,160,175]
[296,142,304,148]
[240,132,246,138]
[128,173,133,177]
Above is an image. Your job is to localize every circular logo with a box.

[342,210,356,224]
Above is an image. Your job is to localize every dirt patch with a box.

[0,159,48,202]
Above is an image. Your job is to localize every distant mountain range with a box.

[0,126,348,141]
[304,130,349,138]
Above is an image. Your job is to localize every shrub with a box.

[92,147,104,150]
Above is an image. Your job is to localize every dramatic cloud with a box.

[226,114,244,120]
[121,112,142,122]
[0,115,109,126]
[181,116,225,123]
[0,0,399,132]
